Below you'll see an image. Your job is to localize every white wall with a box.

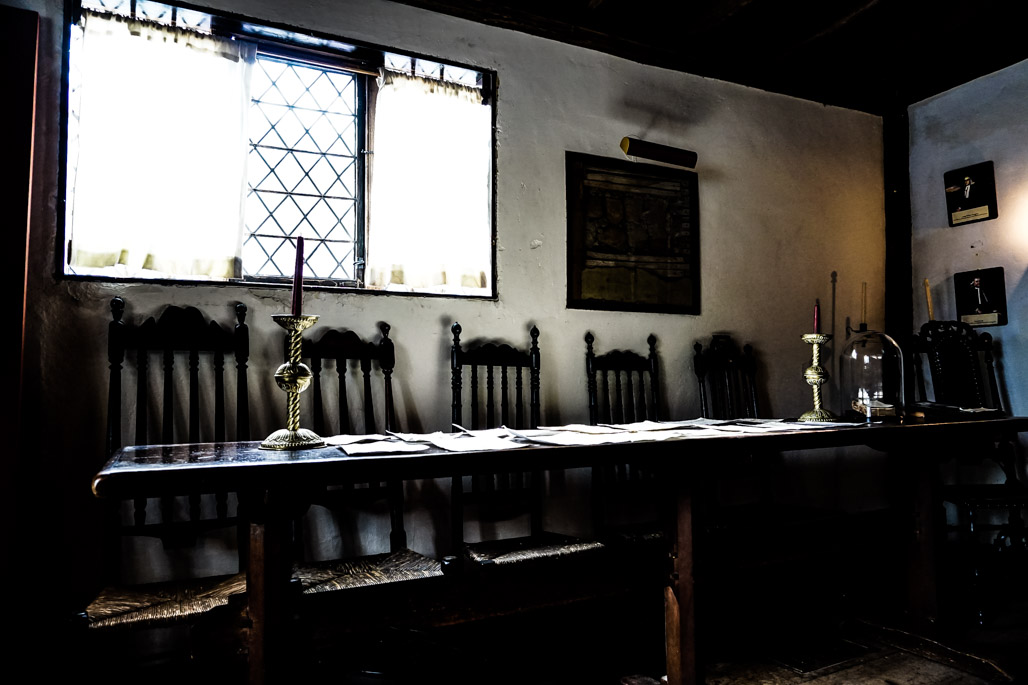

[910,59,1028,419]
[16,0,885,587]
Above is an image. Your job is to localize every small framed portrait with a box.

[954,266,1007,327]
[944,161,998,227]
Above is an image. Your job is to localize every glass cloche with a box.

[839,324,905,422]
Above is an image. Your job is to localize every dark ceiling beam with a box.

[385,0,680,63]
[382,0,1028,116]
[793,0,882,48]
[678,0,758,41]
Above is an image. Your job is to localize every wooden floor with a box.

[294,588,1028,685]
[60,517,1028,685]
[60,589,1028,685]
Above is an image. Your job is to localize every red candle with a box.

[291,236,304,316]
[813,300,820,334]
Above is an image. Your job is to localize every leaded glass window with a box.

[63,0,494,296]
[244,55,361,282]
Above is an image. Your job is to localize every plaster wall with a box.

[909,60,1028,425]
[14,0,885,591]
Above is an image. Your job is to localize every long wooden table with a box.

[91,417,1028,684]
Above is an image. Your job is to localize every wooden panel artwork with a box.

[566,151,700,314]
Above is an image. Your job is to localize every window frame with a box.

[56,0,499,301]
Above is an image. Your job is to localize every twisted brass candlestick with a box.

[799,333,837,422]
[260,314,326,450]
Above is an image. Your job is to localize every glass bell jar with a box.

[839,324,905,422]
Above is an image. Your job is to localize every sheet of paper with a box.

[324,433,392,445]
[340,441,430,455]
[506,429,637,446]
[453,426,519,440]
[424,433,528,452]
[600,419,727,432]
[387,431,447,443]
[539,423,629,434]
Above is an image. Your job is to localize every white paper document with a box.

[340,441,430,455]
[424,433,528,452]
[539,423,628,434]
[324,433,392,445]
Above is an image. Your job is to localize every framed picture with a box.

[954,266,1007,327]
[565,151,700,314]
[944,161,998,227]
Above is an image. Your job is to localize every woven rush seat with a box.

[84,573,246,629]
[295,548,443,593]
[464,533,605,566]
[603,523,664,547]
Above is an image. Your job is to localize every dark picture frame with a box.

[944,161,998,227]
[566,151,700,314]
[954,266,1007,327]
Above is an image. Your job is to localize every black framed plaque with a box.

[944,161,998,227]
[566,151,700,314]
[954,266,1007,327]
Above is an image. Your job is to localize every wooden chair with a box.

[585,332,664,548]
[80,297,251,667]
[693,333,759,420]
[449,321,603,571]
[291,322,442,594]
[910,319,1002,412]
[691,334,849,641]
[910,320,1025,625]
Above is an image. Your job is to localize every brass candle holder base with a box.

[261,314,326,450]
[799,332,838,423]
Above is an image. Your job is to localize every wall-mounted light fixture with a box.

[620,137,698,169]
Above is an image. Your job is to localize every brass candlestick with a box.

[260,314,326,450]
[799,333,837,422]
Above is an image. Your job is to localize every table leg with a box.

[240,490,306,685]
[665,482,697,685]
[905,451,941,629]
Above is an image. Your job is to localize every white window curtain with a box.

[366,71,492,294]
[68,10,255,279]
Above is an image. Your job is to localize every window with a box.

[63,0,495,296]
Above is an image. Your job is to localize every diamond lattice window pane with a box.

[245,192,274,233]
[136,1,173,24]
[248,149,278,191]
[309,115,342,153]
[269,239,299,276]
[308,75,341,111]
[274,66,306,105]
[384,53,411,72]
[273,153,306,192]
[176,8,210,31]
[270,195,304,235]
[328,198,356,237]
[325,159,356,199]
[251,104,288,147]
[276,111,308,150]
[334,79,356,114]
[324,114,356,156]
[307,200,340,239]
[415,59,443,80]
[244,53,358,280]
[304,156,341,194]
[85,0,128,12]
[444,65,480,88]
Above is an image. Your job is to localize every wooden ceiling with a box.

[387,0,1028,115]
